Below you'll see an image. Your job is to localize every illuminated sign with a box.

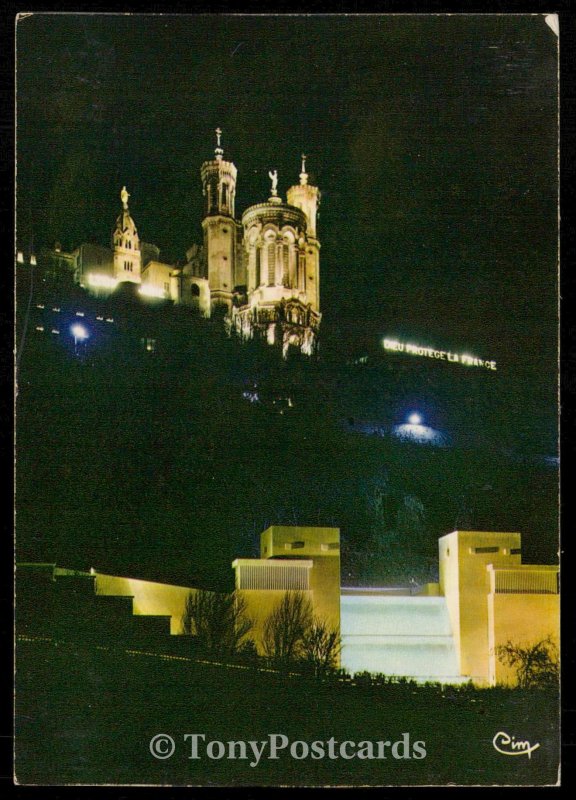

[383,339,497,371]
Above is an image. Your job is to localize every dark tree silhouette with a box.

[262,591,313,666]
[495,637,559,688]
[301,619,341,677]
[181,589,253,656]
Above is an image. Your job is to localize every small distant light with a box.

[35,326,44,332]
[75,311,85,317]
[17,251,24,264]
[105,318,114,323]
[36,304,45,309]
[52,307,61,312]
[96,316,104,321]
[30,254,37,266]
[408,413,422,425]
[70,323,89,341]
[51,329,60,335]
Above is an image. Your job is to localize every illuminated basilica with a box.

[40,129,322,357]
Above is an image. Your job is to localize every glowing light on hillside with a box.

[139,284,166,299]
[88,273,118,289]
[70,323,89,341]
[393,417,449,447]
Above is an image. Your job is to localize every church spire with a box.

[112,185,141,284]
[201,127,237,218]
[214,127,224,161]
[201,128,238,308]
[299,154,308,186]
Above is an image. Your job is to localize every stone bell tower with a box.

[112,186,142,284]
[200,128,238,310]
[286,155,321,312]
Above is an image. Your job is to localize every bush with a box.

[495,637,559,688]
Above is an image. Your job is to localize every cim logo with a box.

[492,731,540,759]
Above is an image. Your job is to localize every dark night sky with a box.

[16,13,559,443]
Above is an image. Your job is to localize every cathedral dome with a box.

[241,201,307,233]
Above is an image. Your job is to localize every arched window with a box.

[267,243,276,286]
[255,247,261,286]
[282,244,289,286]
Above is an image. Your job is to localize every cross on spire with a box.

[215,127,224,159]
[300,154,308,186]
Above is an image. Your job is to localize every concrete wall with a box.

[95,573,197,635]
[438,532,462,668]
[439,531,559,686]
[439,530,522,683]
[260,526,341,633]
[232,526,341,659]
[487,591,559,686]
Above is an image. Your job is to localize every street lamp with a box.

[70,322,89,354]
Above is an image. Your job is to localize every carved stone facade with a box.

[201,135,322,356]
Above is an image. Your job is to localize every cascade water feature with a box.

[340,593,467,684]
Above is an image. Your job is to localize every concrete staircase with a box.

[340,593,466,684]
[16,563,173,646]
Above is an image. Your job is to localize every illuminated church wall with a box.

[140,260,177,301]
